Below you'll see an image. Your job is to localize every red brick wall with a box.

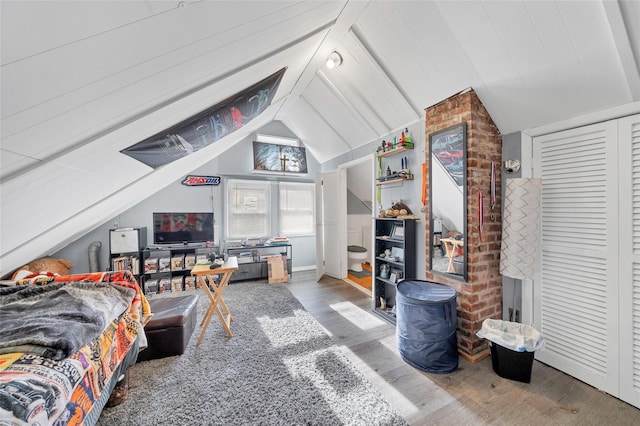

[424,89,502,360]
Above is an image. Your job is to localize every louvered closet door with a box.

[533,120,619,396]
[619,114,640,407]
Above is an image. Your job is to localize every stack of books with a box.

[266,237,289,246]
[171,276,184,292]
[144,258,158,273]
[171,254,185,271]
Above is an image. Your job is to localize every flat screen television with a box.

[152,212,214,245]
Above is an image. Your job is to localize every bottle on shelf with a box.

[404,128,413,148]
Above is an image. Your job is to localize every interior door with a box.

[618,114,640,408]
[316,171,343,279]
[315,173,325,281]
[533,120,619,396]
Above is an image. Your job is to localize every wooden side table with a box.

[191,257,238,345]
[440,238,464,273]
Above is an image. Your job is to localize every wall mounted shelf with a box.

[376,145,414,158]
[376,176,414,186]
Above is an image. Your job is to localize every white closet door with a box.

[619,114,640,407]
[533,120,619,395]
[316,170,345,280]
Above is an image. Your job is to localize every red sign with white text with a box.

[181,175,220,186]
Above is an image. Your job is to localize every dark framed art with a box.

[253,142,308,174]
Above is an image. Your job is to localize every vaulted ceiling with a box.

[1,0,639,276]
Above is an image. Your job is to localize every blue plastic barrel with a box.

[396,280,458,374]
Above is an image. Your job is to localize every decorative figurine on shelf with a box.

[377,200,420,219]
[380,297,387,310]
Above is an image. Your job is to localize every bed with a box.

[0,270,150,425]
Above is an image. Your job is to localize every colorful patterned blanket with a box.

[0,271,150,425]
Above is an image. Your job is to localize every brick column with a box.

[424,88,502,362]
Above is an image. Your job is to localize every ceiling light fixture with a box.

[326,51,343,69]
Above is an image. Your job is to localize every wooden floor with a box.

[286,271,640,425]
[346,262,372,292]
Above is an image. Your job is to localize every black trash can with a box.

[396,280,458,374]
[476,319,544,383]
[490,342,535,383]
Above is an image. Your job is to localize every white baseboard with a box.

[292,265,316,272]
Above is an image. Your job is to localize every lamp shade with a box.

[500,178,542,280]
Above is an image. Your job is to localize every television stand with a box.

[226,244,292,282]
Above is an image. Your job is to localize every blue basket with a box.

[396,280,458,374]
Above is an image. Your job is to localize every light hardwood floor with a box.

[286,270,640,425]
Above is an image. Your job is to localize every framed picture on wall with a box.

[429,122,466,187]
[253,142,308,174]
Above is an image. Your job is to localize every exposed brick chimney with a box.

[424,88,502,362]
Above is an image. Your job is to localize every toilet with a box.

[347,228,371,272]
[347,245,368,272]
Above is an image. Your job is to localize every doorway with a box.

[343,156,373,294]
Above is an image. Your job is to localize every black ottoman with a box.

[137,294,199,362]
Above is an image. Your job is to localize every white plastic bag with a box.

[476,319,544,352]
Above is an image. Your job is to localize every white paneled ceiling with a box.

[1,0,639,275]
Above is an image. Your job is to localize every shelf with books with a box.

[372,218,416,324]
[142,246,217,295]
[109,227,147,290]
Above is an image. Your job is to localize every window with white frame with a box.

[279,182,315,236]
[227,179,271,238]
